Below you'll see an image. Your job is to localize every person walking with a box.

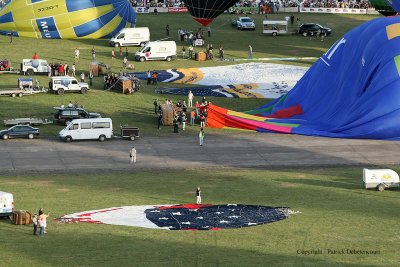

[196,187,202,204]
[130,146,137,164]
[188,90,194,107]
[248,45,253,59]
[199,128,205,146]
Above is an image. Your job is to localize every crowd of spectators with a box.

[301,0,372,9]
[129,0,185,8]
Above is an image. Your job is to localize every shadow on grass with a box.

[0,223,378,267]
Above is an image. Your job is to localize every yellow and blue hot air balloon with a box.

[0,0,136,39]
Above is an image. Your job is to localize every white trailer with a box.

[363,168,399,191]
[263,20,288,36]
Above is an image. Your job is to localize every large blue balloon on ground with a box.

[248,16,400,139]
[199,16,400,139]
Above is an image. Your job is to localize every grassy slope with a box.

[0,168,399,266]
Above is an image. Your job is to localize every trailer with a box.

[0,88,46,97]
[363,168,400,191]
[4,118,52,126]
[120,125,140,141]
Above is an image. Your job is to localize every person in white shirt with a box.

[130,146,137,164]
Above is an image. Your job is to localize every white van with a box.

[59,118,113,142]
[135,41,177,62]
[109,27,150,47]
[21,59,50,76]
[262,20,288,36]
[0,191,14,217]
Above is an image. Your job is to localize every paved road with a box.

[1,132,400,172]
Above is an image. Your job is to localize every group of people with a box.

[146,70,159,85]
[32,208,49,237]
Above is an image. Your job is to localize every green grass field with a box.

[1,168,399,266]
[1,12,399,267]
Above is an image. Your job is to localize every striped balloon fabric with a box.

[0,0,136,39]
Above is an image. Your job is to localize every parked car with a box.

[0,125,39,140]
[21,59,50,76]
[298,23,332,37]
[54,107,101,126]
[235,17,255,30]
[49,76,89,95]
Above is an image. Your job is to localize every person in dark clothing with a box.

[166,24,170,36]
[158,114,162,129]
[173,117,179,133]
[153,99,158,114]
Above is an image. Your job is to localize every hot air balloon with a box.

[0,0,136,39]
[182,0,238,26]
[369,0,396,16]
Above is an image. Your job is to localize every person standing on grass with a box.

[123,57,127,69]
[125,47,129,58]
[182,46,186,59]
[130,146,137,164]
[158,113,163,129]
[80,72,85,82]
[91,47,96,61]
[166,24,170,36]
[189,45,193,59]
[199,128,205,146]
[111,49,115,60]
[219,45,224,60]
[153,99,158,114]
[89,70,94,86]
[32,214,38,236]
[207,26,211,37]
[248,45,253,59]
[188,90,194,107]
[196,187,202,204]
[147,70,151,85]
[119,46,123,57]
[38,209,50,237]
[74,48,80,62]
[190,110,195,126]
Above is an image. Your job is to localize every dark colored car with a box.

[0,125,39,140]
[54,107,101,126]
[298,23,332,37]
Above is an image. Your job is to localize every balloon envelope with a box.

[182,0,238,26]
[0,0,136,39]
[369,0,396,15]
[207,16,400,140]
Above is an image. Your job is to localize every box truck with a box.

[135,41,177,62]
[109,27,150,47]
[59,118,113,142]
